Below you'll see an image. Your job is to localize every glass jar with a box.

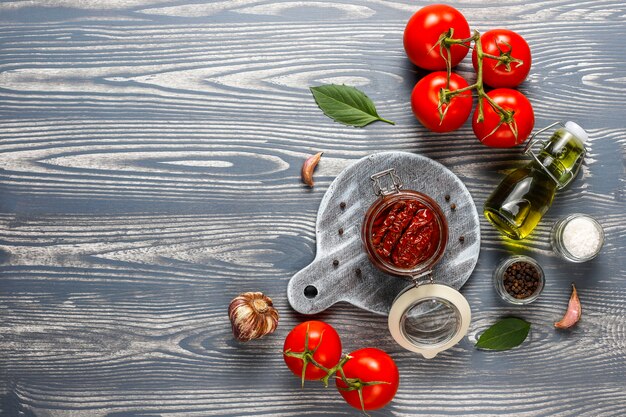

[551,214,605,262]
[361,189,448,278]
[493,255,545,305]
[361,168,471,359]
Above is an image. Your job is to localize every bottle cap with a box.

[565,121,588,143]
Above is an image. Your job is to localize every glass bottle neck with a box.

[529,160,559,186]
[531,129,586,189]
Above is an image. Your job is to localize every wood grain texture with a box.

[0,0,625,416]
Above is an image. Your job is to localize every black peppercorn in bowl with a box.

[493,255,545,305]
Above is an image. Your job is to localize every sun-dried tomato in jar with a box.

[362,170,448,277]
[360,168,470,360]
[371,200,441,269]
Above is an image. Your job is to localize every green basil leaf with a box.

[475,317,531,351]
[310,84,394,127]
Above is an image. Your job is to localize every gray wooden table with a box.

[1,1,625,416]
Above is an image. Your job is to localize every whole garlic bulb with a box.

[228,292,279,342]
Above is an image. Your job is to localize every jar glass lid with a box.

[388,283,471,358]
[401,297,460,346]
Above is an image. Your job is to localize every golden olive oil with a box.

[484,122,587,240]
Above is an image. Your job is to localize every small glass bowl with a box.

[493,255,545,305]
[551,214,605,263]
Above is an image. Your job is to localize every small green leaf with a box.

[310,84,394,127]
[475,317,531,351]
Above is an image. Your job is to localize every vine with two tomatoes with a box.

[405,4,535,147]
[283,321,399,414]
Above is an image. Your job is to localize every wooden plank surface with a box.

[0,1,625,416]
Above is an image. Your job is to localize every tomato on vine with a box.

[411,71,473,133]
[336,348,399,411]
[472,29,532,88]
[404,4,470,70]
[472,88,535,147]
[283,321,342,386]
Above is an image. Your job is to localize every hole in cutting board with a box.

[304,285,318,299]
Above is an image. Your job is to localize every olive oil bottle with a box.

[484,121,588,240]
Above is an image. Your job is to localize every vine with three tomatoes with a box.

[405,4,535,148]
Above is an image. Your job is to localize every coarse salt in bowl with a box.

[551,214,605,262]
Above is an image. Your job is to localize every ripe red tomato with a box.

[404,4,470,70]
[336,348,399,411]
[411,71,472,133]
[472,88,535,148]
[283,321,342,382]
[472,29,532,88]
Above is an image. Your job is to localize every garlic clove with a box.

[301,152,323,187]
[554,283,582,329]
[229,292,279,342]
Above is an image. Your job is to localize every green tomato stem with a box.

[473,30,509,122]
[439,30,509,124]
[474,31,486,122]
[320,354,351,387]
[482,52,502,60]
[443,33,478,46]
[445,83,478,97]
